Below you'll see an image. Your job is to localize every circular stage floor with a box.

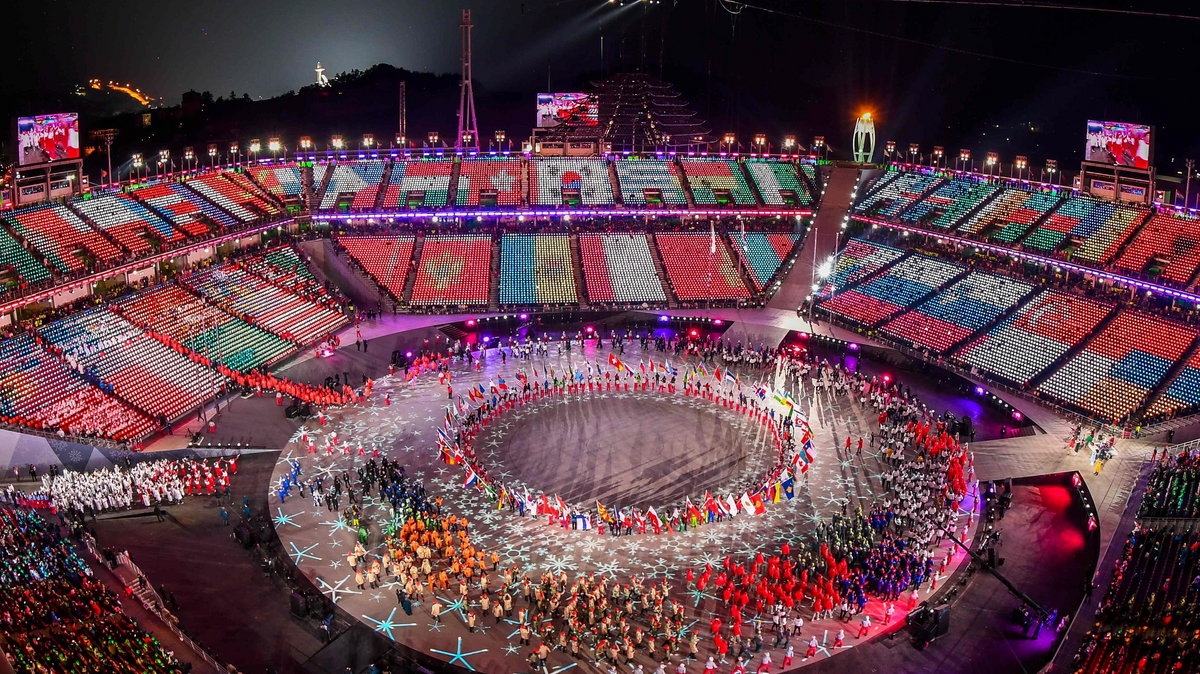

[269,342,981,672]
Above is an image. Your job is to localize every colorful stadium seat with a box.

[39,307,226,421]
[72,193,183,256]
[1070,201,1146,265]
[955,290,1114,386]
[319,162,386,209]
[745,161,814,206]
[1145,350,1200,419]
[529,157,615,205]
[816,239,905,299]
[880,272,1034,352]
[680,159,756,205]
[854,172,943,218]
[3,202,122,272]
[654,232,751,300]
[336,235,415,301]
[730,232,801,291]
[0,227,52,287]
[818,254,963,327]
[1038,310,1198,422]
[455,158,524,206]
[410,235,492,305]
[188,266,347,344]
[498,234,579,305]
[577,234,668,304]
[247,164,305,197]
[1114,211,1200,285]
[955,188,1061,241]
[380,161,454,208]
[898,177,980,227]
[130,183,213,236]
[185,173,275,222]
[614,158,687,205]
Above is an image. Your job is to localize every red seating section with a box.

[410,235,492,305]
[1115,212,1200,285]
[654,233,750,300]
[337,235,415,300]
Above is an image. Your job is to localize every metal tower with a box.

[456,9,480,151]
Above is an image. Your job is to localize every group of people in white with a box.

[37,456,237,514]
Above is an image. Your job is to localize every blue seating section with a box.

[900,178,979,226]
[817,239,905,299]
[854,172,942,218]
[613,159,687,205]
[881,272,1033,351]
[819,255,963,326]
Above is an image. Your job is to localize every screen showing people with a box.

[16,113,81,166]
[536,93,598,128]
[1085,120,1151,170]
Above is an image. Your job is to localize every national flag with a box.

[439,445,460,465]
[725,494,739,515]
[436,427,452,445]
[657,361,670,374]
[608,353,627,372]
[686,498,702,522]
[781,476,796,500]
[713,367,723,382]
[697,363,710,377]
[477,384,487,397]
[755,383,769,400]
[664,361,678,376]
[773,390,796,411]
[444,408,454,427]
[597,501,611,523]
[576,513,592,530]
[556,494,568,517]
[649,361,656,373]
[497,377,508,391]
[724,370,738,386]
[464,467,479,488]
[741,491,766,515]
[645,506,663,532]
[770,482,783,503]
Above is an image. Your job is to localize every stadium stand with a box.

[380,160,455,208]
[410,234,492,305]
[928,182,1000,230]
[898,177,980,226]
[116,284,293,373]
[0,508,184,673]
[0,333,156,440]
[613,158,688,205]
[336,235,415,301]
[955,290,1114,386]
[1070,201,1147,265]
[223,170,283,213]
[577,233,668,304]
[72,193,184,256]
[529,157,615,205]
[455,158,524,206]
[816,238,905,299]
[854,171,943,218]
[0,226,52,287]
[184,173,273,222]
[130,183,213,236]
[498,234,579,305]
[745,161,814,206]
[1114,211,1200,285]
[2,202,123,272]
[239,246,339,306]
[818,254,963,327]
[1022,195,1113,253]
[1075,523,1200,674]
[954,187,1061,241]
[1037,310,1198,422]
[319,162,386,210]
[730,232,801,291]
[654,232,751,300]
[680,158,757,205]
[247,164,305,197]
[1144,349,1200,420]
[187,266,347,344]
[166,181,240,229]
[38,307,226,421]
[880,272,1034,352]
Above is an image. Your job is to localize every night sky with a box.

[5,0,1197,172]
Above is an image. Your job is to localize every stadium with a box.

[2,2,1199,674]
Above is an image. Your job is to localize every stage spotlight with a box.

[658,315,670,323]
[585,326,594,333]
[883,374,891,383]
[405,351,413,358]
[482,336,491,343]
[466,319,477,327]
[689,329,699,337]
[713,319,723,326]
[975,386,986,396]
[519,313,528,320]
[1012,411,1023,421]
[847,343,860,351]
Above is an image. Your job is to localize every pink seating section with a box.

[223,171,282,213]
[116,284,233,340]
[410,235,492,305]
[336,235,416,300]
[1115,212,1200,285]
[654,233,750,300]
[1038,311,1199,421]
[130,184,211,237]
[455,159,524,206]
[185,173,276,222]
[3,203,123,272]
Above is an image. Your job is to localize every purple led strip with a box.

[852,215,1200,303]
[313,208,812,220]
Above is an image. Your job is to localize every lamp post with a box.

[958,149,971,172]
[208,145,218,169]
[885,140,896,163]
[1014,155,1028,180]
[782,135,796,155]
[248,139,261,166]
[394,134,407,150]
[331,135,345,153]
[908,143,919,165]
[362,134,375,151]
[813,136,826,161]
[183,147,195,173]
[268,137,282,160]
[1044,159,1058,186]
[132,153,143,182]
[493,130,506,153]
[299,137,313,157]
[426,132,440,149]
[753,133,767,155]
[158,149,170,178]
[229,142,240,168]
[932,146,944,169]
[722,133,736,153]
[985,152,999,177]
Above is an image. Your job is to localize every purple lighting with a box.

[975,386,986,396]
[518,313,529,320]
[405,351,413,358]
[846,342,860,351]
[658,315,670,323]
[482,335,491,343]
[713,319,724,326]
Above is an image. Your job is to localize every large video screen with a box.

[536,93,598,128]
[16,113,80,166]
[1085,120,1151,170]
